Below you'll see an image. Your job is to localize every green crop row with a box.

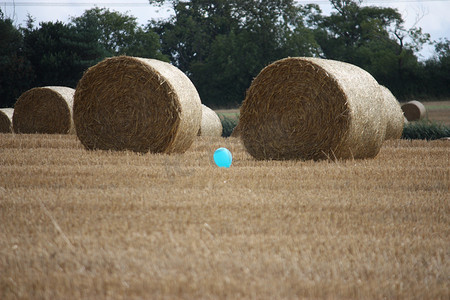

[402,121,450,140]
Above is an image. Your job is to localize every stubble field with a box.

[0,130,448,299]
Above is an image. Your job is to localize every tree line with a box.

[1,0,449,109]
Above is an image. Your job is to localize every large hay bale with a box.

[73,56,202,153]
[401,100,426,122]
[0,108,14,133]
[13,86,75,134]
[230,122,241,138]
[198,104,222,137]
[380,85,404,140]
[239,57,387,161]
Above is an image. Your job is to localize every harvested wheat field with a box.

[0,134,448,299]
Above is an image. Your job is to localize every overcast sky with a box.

[2,0,449,59]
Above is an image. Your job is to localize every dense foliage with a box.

[1,0,449,108]
[402,121,450,140]
[217,113,239,137]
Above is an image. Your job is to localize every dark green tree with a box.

[150,0,239,72]
[0,10,33,107]
[421,38,450,99]
[22,17,105,88]
[150,0,319,107]
[314,0,431,99]
[71,7,167,60]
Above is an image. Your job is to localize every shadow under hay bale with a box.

[239,57,387,161]
[198,104,222,137]
[0,108,14,133]
[380,85,404,140]
[13,87,75,134]
[73,56,202,153]
[401,100,426,122]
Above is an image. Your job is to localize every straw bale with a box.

[230,122,241,138]
[12,86,75,134]
[239,57,387,161]
[401,100,426,122]
[0,108,14,133]
[198,104,222,137]
[380,85,404,140]
[73,56,202,153]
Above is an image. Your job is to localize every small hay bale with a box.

[198,104,222,137]
[13,86,75,134]
[239,57,387,161]
[380,85,404,140]
[0,108,14,133]
[401,100,426,122]
[73,56,202,153]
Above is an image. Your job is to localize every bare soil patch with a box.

[421,100,450,125]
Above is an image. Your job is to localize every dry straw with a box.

[0,108,14,133]
[198,104,222,137]
[401,100,426,122]
[239,57,387,161]
[73,56,202,153]
[13,86,75,134]
[380,85,404,140]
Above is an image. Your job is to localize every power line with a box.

[1,2,152,7]
[1,0,450,6]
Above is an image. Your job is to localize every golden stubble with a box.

[0,134,448,299]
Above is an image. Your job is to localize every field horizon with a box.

[0,133,449,299]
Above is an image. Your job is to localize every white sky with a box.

[2,0,449,60]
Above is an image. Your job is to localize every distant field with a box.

[422,100,450,125]
[216,100,450,126]
[0,134,448,299]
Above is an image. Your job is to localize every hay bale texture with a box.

[0,108,14,133]
[230,122,241,138]
[73,56,202,153]
[401,100,426,122]
[13,86,75,134]
[239,57,387,161]
[380,85,404,140]
[198,104,222,137]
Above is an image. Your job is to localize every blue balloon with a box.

[214,147,232,168]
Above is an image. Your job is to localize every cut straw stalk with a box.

[198,104,222,137]
[73,56,202,153]
[380,85,404,140]
[0,108,14,133]
[12,86,75,134]
[239,57,387,161]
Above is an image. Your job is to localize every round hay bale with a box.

[13,86,75,134]
[0,108,14,133]
[239,57,387,161]
[401,100,426,122]
[380,85,404,140]
[230,122,241,138]
[198,104,222,137]
[73,56,202,153]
